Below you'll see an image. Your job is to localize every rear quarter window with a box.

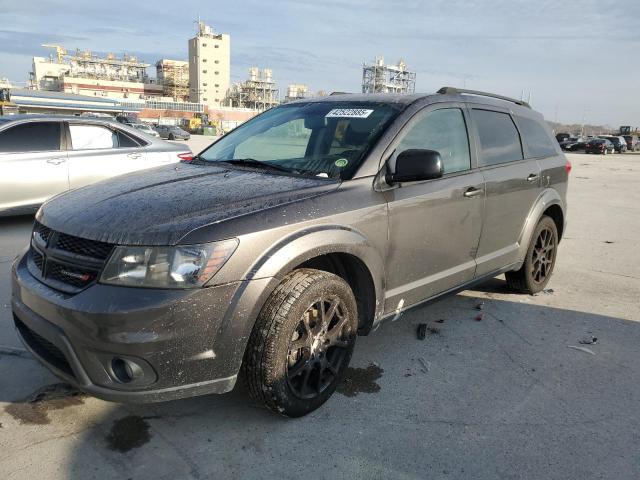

[516,116,558,158]
[471,109,523,166]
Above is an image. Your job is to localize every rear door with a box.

[470,107,542,276]
[383,104,485,312]
[0,121,68,211]
[66,123,148,189]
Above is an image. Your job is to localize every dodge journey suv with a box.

[11,87,569,417]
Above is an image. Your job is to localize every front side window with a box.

[516,116,557,158]
[396,108,471,174]
[199,102,402,180]
[0,122,61,153]
[472,109,523,166]
[70,125,117,150]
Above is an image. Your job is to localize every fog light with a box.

[111,357,144,383]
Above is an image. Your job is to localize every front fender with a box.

[516,188,565,263]
[246,225,386,321]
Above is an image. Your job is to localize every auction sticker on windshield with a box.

[326,109,374,118]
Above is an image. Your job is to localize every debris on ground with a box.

[568,345,596,356]
[604,241,614,244]
[542,288,555,295]
[417,323,428,340]
[435,319,444,323]
[417,322,440,340]
[418,357,430,373]
[474,313,483,321]
[579,336,598,345]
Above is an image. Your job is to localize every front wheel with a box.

[242,269,358,417]
[506,215,558,294]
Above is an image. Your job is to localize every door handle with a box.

[526,173,539,182]
[463,187,484,198]
[46,157,66,165]
[127,153,142,159]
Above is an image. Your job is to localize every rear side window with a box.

[70,124,117,150]
[472,109,523,166]
[516,116,557,158]
[116,130,142,148]
[397,108,471,174]
[0,122,61,153]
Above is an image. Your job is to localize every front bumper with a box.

[11,253,275,403]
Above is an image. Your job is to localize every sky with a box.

[0,0,638,126]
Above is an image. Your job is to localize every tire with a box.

[506,215,558,294]
[168,134,175,140]
[242,268,358,417]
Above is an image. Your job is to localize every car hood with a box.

[37,163,340,245]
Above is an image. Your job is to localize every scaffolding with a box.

[362,56,416,94]
[156,60,189,101]
[226,67,280,110]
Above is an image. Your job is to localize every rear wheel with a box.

[506,215,558,294]
[242,269,358,417]
[168,133,175,140]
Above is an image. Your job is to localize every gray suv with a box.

[11,88,569,417]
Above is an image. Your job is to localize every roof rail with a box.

[437,87,531,108]
[329,91,350,96]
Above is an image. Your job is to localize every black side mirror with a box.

[386,149,444,184]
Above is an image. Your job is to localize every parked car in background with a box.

[132,123,160,138]
[0,115,192,216]
[11,88,569,417]
[585,138,615,154]
[600,136,627,153]
[559,136,587,151]
[115,114,137,126]
[556,132,571,143]
[622,135,639,152]
[155,125,191,140]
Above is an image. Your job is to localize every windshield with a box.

[198,101,403,179]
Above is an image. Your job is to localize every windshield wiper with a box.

[220,158,295,173]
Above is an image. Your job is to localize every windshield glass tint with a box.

[198,102,402,179]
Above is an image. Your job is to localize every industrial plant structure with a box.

[362,56,416,94]
[284,84,308,102]
[227,67,280,110]
[188,21,231,108]
[156,59,190,102]
[31,46,163,99]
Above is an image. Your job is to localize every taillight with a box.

[565,159,572,174]
[177,152,193,162]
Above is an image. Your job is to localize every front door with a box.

[383,105,484,314]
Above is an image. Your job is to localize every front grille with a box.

[29,221,115,293]
[14,317,75,379]
[56,232,114,260]
[33,221,53,243]
[32,249,44,270]
[47,262,97,289]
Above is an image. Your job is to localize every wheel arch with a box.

[517,189,565,263]
[246,226,386,333]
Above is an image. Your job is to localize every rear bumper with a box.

[11,253,276,403]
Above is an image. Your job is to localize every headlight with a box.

[100,239,238,288]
